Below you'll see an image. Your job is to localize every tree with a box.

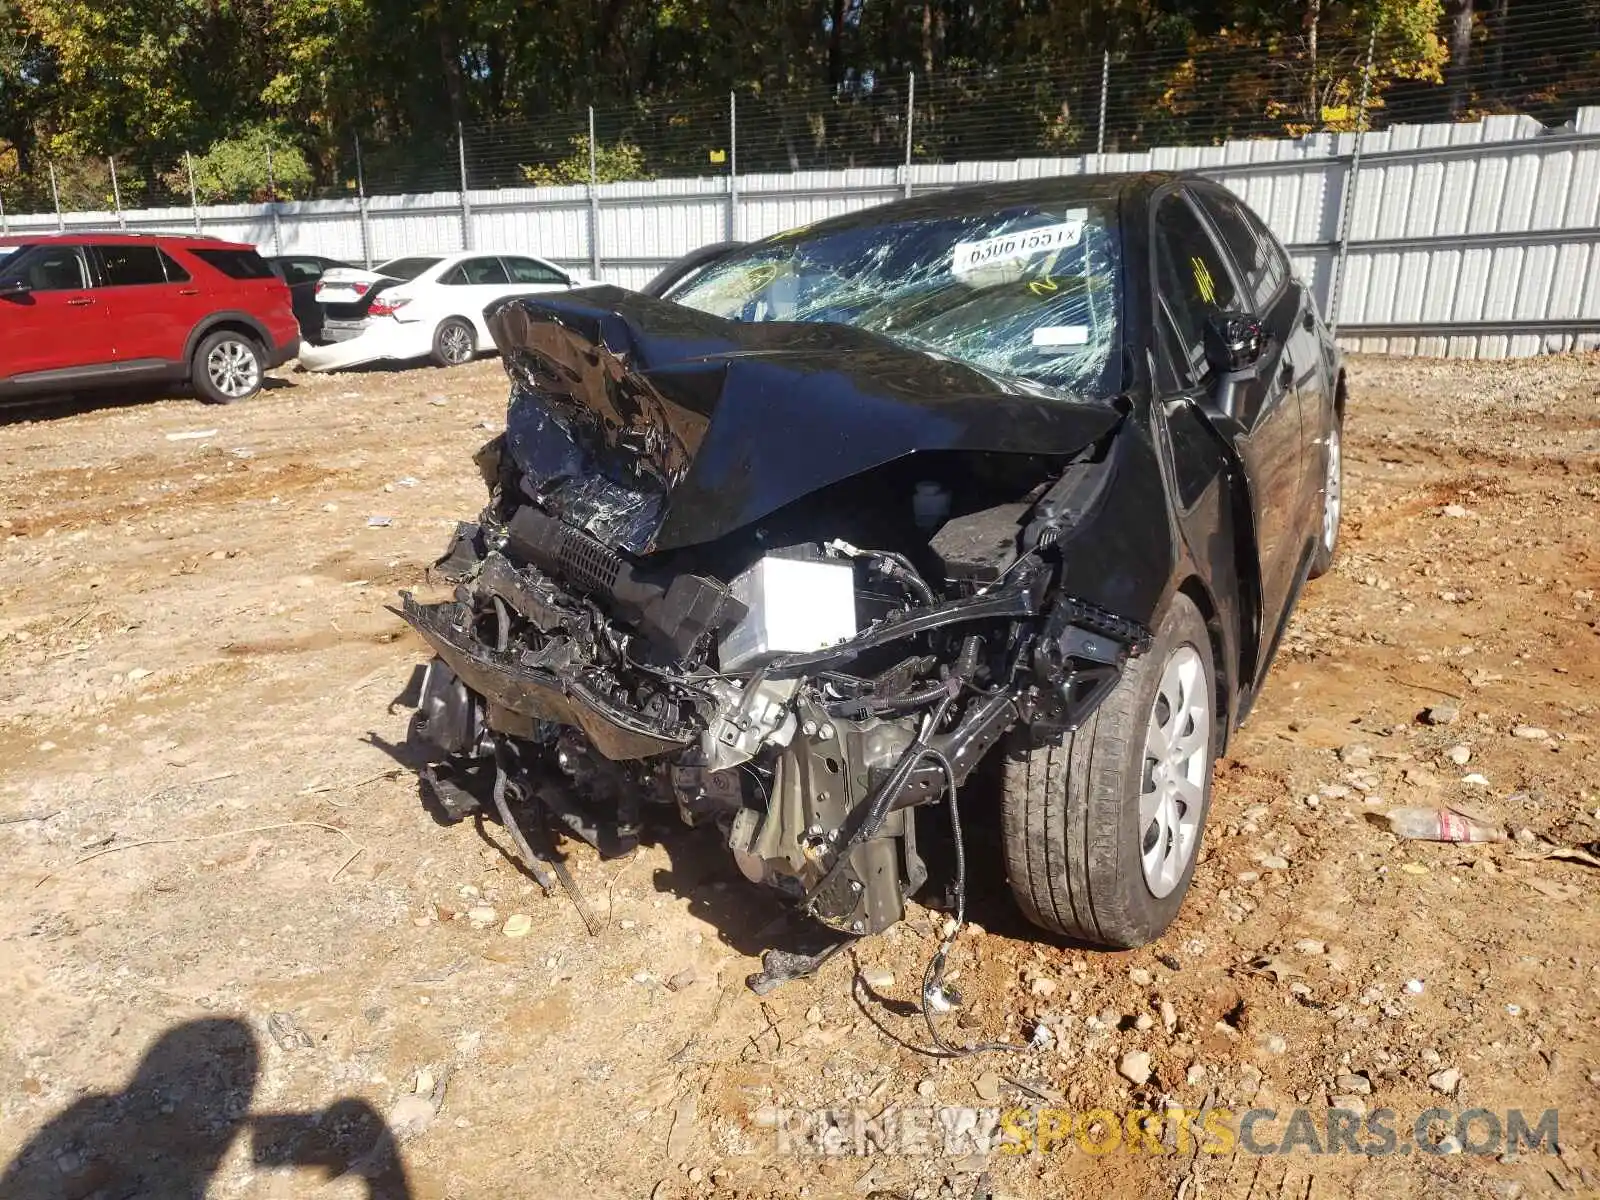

[0,0,57,174]
[520,135,650,185]
[162,127,314,203]
[0,0,1592,207]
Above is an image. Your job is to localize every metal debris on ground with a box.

[266,1011,315,1051]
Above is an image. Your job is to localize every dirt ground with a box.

[0,351,1597,1200]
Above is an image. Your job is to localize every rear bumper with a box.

[264,334,298,370]
[320,318,370,343]
[297,318,426,372]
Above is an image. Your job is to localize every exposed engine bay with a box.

[400,289,1154,952]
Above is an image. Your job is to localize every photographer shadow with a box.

[0,1016,412,1200]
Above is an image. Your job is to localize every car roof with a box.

[376,250,551,263]
[770,170,1191,239]
[0,230,256,251]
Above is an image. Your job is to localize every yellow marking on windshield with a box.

[1191,257,1216,304]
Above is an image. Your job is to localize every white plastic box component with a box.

[717,555,857,671]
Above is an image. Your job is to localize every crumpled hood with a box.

[486,285,1125,555]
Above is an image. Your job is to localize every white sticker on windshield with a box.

[1031,324,1091,348]
[950,214,1087,277]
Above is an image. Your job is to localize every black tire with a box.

[1308,413,1342,579]
[191,330,264,404]
[1001,592,1217,947]
[431,317,476,367]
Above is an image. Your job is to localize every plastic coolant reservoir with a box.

[717,555,857,670]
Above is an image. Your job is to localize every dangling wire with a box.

[911,747,1031,1058]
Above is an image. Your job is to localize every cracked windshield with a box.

[670,202,1122,395]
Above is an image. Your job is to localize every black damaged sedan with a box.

[403,171,1344,973]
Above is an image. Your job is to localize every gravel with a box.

[1118,1050,1152,1086]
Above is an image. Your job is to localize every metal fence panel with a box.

[365,193,469,260]
[6,108,1600,357]
[471,187,590,273]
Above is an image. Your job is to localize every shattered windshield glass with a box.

[670,202,1122,395]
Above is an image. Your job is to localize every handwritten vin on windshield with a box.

[950,215,1087,277]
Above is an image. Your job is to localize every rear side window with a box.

[375,256,440,281]
[444,257,510,285]
[93,245,167,286]
[505,257,566,285]
[1191,188,1287,312]
[160,251,191,283]
[279,258,324,285]
[190,248,276,279]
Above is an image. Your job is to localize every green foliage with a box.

[521,136,651,186]
[162,128,314,202]
[0,0,1592,205]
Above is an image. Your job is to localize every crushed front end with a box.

[401,288,1150,940]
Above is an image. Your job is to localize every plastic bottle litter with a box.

[1378,806,1507,843]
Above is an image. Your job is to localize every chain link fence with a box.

[3,14,1598,222]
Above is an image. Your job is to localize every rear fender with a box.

[182,311,275,362]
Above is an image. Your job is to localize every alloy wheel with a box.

[441,324,473,364]
[1322,424,1342,553]
[206,339,260,399]
[1138,644,1210,898]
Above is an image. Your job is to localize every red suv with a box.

[0,232,300,404]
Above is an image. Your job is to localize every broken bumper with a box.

[297,319,427,372]
[400,593,694,761]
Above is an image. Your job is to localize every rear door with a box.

[437,256,513,340]
[147,245,217,350]
[88,243,189,363]
[0,244,108,380]
[1150,188,1306,667]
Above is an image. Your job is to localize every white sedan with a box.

[297,250,590,372]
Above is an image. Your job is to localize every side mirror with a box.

[0,278,30,298]
[1204,312,1265,376]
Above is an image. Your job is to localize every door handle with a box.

[177,287,199,296]
[1279,360,1295,387]
[66,297,95,307]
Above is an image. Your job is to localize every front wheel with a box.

[1001,592,1217,947]
[431,317,476,367]
[192,330,264,404]
[1308,416,1342,578]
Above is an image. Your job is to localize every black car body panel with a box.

[491,288,1126,555]
[268,255,350,343]
[398,170,1342,943]
[640,241,745,299]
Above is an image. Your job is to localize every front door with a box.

[1189,183,1330,552]
[0,244,107,381]
[1150,189,1307,668]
